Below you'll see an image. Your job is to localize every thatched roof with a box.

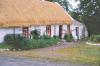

[72,20,83,25]
[0,0,72,27]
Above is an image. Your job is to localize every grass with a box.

[0,44,12,49]
[0,42,100,66]
[53,44,100,65]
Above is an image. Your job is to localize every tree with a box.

[53,0,69,11]
[79,0,100,36]
[70,11,81,21]
[70,0,100,36]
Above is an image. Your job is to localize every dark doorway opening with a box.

[46,25,51,37]
[23,27,29,38]
[59,25,63,39]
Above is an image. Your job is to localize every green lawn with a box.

[79,44,100,65]
[0,44,12,49]
[0,42,100,66]
[53,44,100,65]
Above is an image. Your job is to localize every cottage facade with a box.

[0,20,88,43]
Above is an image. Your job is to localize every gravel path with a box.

[0,56,92,66]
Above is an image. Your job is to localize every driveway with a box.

[0,56,92,66]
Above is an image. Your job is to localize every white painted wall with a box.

[0,28,22,43]
[0,24,88,43]
[51,25,59,37]
[30,26,46,36]
[71,25,83,40]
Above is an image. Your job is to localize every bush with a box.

[27,37,60,49]
[33,38,59,48]
[31,30,40,39]
[53,35,59,39]
[40,35,50,39]
[0,43,12,49]
[4,34,15,45]
[4,34,31,50]
[89,35,100,43]
[64,34,73,42]
[4,34,60,50]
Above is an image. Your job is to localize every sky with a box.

[68,0,80,9]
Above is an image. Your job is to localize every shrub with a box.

[0,43,12,49]
[40,35,50,39]
[4,34,60,50]
[89,35,100,43]
[17,38,32,50]
[64,34,73,42]
[53,35,59,39]
[4,34,15,45]
[30,37,59,48]
[36,39,49,48]
[31,30,40,39]
[48,37,60,46]
[26,36,60,49]
[4,34,31,50]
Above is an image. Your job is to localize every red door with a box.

[23,27,29,38]
[46,25,51,37]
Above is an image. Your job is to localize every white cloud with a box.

[68,0,80,9]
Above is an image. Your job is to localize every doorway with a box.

[46,25,51,37]
[23,27,29,38]
[59,25,63,39]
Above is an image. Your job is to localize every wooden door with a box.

[23,27,29,38]
[59,25,62,39]
[46,25,51,37]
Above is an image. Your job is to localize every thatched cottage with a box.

[0,0,73,43]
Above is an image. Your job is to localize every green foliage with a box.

[40,35,50,39]
[79,0,100,35]
[70,12,81,21]
[4,34,15,45]
[53,0,69,11]
[89,35,100,43]
[70,0,100,35]
[27,37,60,49]
[17,38,32,50]
[0,44,12,49]
[31,30,40,39]
[4,34,60,50]
[53,35,59,39]
[4,34,30,50]
[64,34,73,42]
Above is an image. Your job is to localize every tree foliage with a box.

[79,0,100,35]
[70,11,81,21]
[71,0,100,36]
[53,0,69,11]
